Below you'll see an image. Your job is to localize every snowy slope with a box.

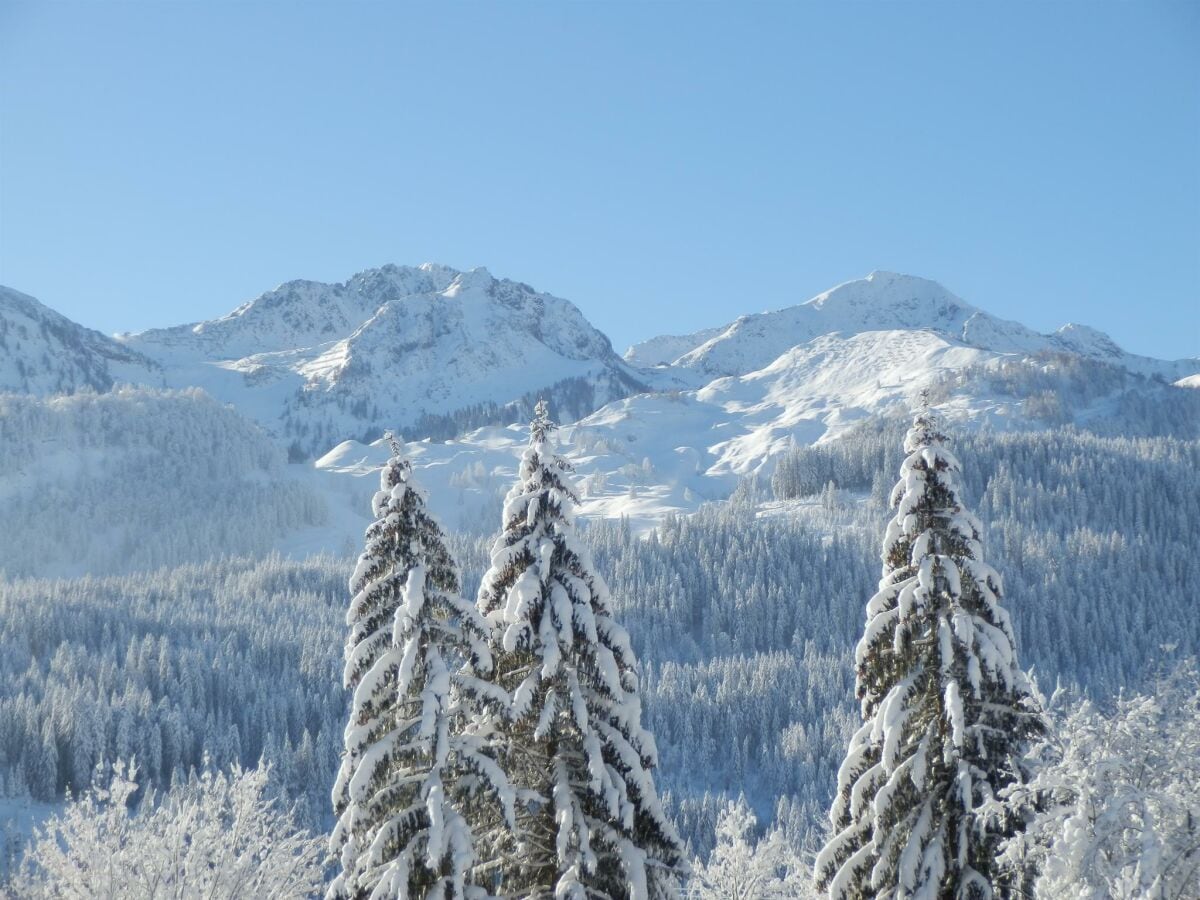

[0,286,158,394]
[118,264,645,455]
[0,387,328,577]
[623,325,726,368]
[639,271,1198,383]
[307,330,996,538]
[2,266,1196,568]
[310,322,1198,541]
[123,263,462,359]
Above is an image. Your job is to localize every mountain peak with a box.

[805,271,972,315]
[111,263,641,454]
[443,266,495,296]
[666,271,985,378]
[865,269,920,284]
[1053,322,1123,359]
[641,269,1197,386]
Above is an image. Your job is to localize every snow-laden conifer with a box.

[330,435,513,900]
[815,408,1046,899]
[476,401,686,899]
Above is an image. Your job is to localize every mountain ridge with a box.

[1,264,1198,560]
[0,285,160,395]
[2,266,1196,474]
[626,270,1196,382]
[109,263,644,454]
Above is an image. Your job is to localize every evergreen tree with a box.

[330,436,512,900]
[476,401,686,899]
[815,408,1046,899]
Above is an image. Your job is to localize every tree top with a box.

[383,430,405,459]
[530,399,555,443]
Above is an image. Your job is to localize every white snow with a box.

[112,264,641,454]
[655,270,1196,383]
[2,265,1197,578]
[0,286,158,395]
[622,324,727,368]
[291,297,1198,546]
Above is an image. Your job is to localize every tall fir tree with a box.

[815,408,1046,899]
[330,435,513,900]
[475,401,686,899]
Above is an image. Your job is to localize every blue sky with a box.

[1,1,1196,358]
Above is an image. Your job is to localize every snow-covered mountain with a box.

[314,335,1197,541]
[0,285,157,394]
[300,271,1198,539]
[632,271,1196,383]
[1,265,1197,562]
[117,264,645,455]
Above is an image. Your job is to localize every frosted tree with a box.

[815,408,1046,899]
[330,435,513,900]
[15,761,325,899]
[994,659,1200,899]
[476,401,686,899]
[690,797,814,900]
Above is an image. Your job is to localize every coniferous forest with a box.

[0,399,1197,897]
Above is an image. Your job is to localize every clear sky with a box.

[1,1,1197,359]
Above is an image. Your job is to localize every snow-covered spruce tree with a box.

[330,435,513,900]
[815,408,1046,899]
[476,401,686,899]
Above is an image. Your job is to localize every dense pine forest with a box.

[1,415,1197,895]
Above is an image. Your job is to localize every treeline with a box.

[930,350,1200,438]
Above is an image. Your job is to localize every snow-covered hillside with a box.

[638,271,1197,383]
[0,286,158,394]
[1,265,1196,567]
[623,325,726,368]
[312,329,1199,540]
[0,387,328,577]
[117,264,645,455]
